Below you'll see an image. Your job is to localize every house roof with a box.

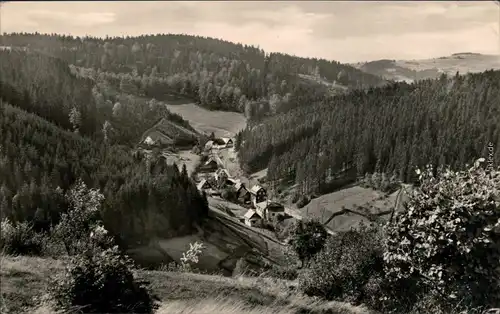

[244,209,261,220]
[267,202,285,211]
[204,158,218,166]
[216,168,230,176]
[142,130,174,145]
[234,181,246,191]
[197,179,211,190]
[249,185,265,195]
[221,137,233,144]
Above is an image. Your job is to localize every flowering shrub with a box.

[383,160,500,311]
[49,246,159,313]
[51,179,113,255]
[179,241,205,271]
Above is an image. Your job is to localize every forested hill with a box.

[0,101,209,247]
[237,70,500,194]
[1,33,386,117]
[0,49,196,146]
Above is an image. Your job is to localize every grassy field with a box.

[165,103,247,138]
[0,255,375,314]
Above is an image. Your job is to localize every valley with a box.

[1,6,499,312]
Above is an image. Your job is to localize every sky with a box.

[2,1,499,63]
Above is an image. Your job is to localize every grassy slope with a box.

[0,255,374,314]
[295,186,401,231]
[165,103,247,138]
[352,53,500,82]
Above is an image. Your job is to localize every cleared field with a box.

[165,103,247,138]
[0,255,373,314]
[397,53,500,75]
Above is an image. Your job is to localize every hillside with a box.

[352,53,500,82]
[1,33,386,118]
[0,49,197,148]
[238,70,500,197]
[0,255,373,314]
[0,102,208,248]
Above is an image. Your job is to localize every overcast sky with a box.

[2,1,499,63]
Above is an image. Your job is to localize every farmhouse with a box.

[197,179,213,191]
[243,209,262,227]
[204,140,214,151]
[212,138,226,146]
[140,130,174,147]
[233,182,251,204]
[198,158,218,172]
[221,137,234,148]
[255,201,285,221]
[214,168,231,182]
[249,185,267,206]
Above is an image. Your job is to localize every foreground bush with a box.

[298,222,386,308]
[384,161,500,311]
[49,246,159,313]
[289,219,327,267]
[0,218,43,256]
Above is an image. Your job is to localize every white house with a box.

[255,201,285,221]
[244,209,262,227]
[204,140,214,151]
[249,185,267,207]
[144,136,155,146]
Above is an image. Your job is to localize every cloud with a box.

[1,1,498,63]
[27,10,116,28]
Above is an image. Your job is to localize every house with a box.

[212,138,226,147]
[244,209,262,227]
[204,140,214,151]
[221,137,234,148]
[249,185,267,207]
[214,168,231,182]
[198,157,219,172]
[255,201,285,221]
[196,179,213,191]
[233,182,251,204]
[140,130,174,147]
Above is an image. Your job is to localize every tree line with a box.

[1,33,385,118]
[0,49,196,147]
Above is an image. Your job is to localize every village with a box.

[194,137,287,228]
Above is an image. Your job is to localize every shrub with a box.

[179,241,205,272]
[298,222,386,308]
[296,195,311,208]
[0,218,43,256]
[232,257,250,277]
[289,219,327,267]
[51,179,113,256]
[383,160,500,311]
[49,246,159,314]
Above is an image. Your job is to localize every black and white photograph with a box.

[0,1,499,313]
